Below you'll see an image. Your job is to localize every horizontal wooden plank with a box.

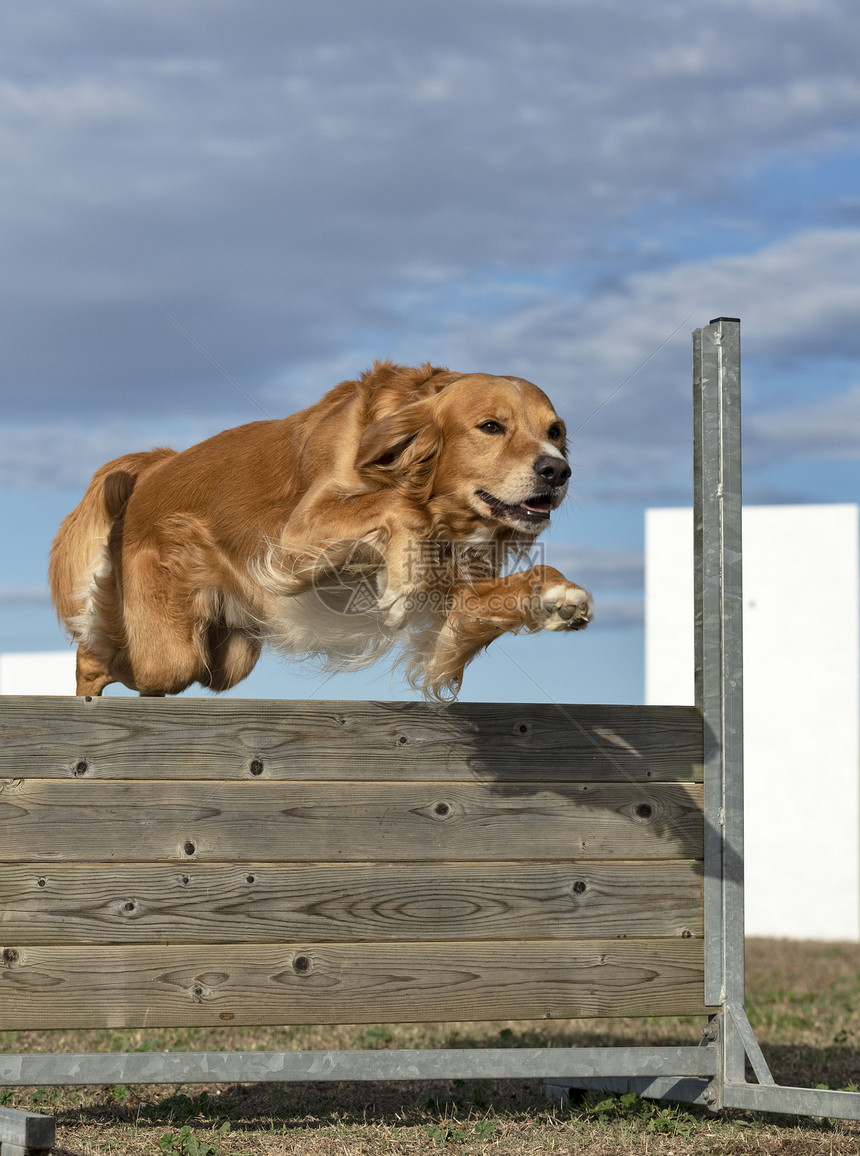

[0,696,703,782]
[0,861,704,945]
[0,940,709,1028]
[0,780,703,863]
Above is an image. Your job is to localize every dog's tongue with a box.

[522,496,552,515]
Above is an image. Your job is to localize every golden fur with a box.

[50,361,592,699]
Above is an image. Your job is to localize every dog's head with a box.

[354,373,570,535]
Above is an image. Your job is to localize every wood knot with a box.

[183,841,197,857]
[2,948,20,966]
[572,880,587,895]
[514,721,531,736]
[432,801,453,819]
[634,802,653,820]
[292,954,312,975]
[249,759,264,776]
[73,760,89,777]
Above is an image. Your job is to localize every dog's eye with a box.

[548,424,563,441]
[477,420,505,435]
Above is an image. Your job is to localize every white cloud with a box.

[0,0,858,509]
[7,225,860,496]
[424,227,860,498]
[746,383,860,463]
[0,585,51,605]
[0,0,858,423]
[447,227,860,413]
[0,416,237,491]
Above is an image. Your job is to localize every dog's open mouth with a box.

[477,489,553,523]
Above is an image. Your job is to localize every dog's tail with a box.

[49,448,177,633]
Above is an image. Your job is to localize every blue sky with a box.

[2,0,860,706]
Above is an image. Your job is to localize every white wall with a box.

[645,505,860,942]
[0,650,76,695]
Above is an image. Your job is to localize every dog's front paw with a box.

[538,581,593,632]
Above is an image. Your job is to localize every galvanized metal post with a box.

[693,318,746,1101]
[692,319,860,1120]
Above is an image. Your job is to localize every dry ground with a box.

[2,938,859,1155]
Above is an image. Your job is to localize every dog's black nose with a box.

[533,455,571,488]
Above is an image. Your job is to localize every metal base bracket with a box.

[545,1075,860,1122]
[544,1009,860,1122]
[0,1106,55,1155]
[723,1083,860,1120]
[545,1075,713,1110]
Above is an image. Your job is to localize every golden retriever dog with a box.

[50,362,593,700]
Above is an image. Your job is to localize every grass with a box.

[2,938,859,1154]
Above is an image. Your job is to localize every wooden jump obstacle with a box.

[0,698,706,1030]
[1,320,859,1154]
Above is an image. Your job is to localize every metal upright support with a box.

[692,318,860,1119]
[693,317,746,1100]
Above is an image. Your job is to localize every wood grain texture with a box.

[0,780,703,863]
[0,861,704,945]
[0,697,707,1033]
[0,696,704,782]
[0,940,709,1029]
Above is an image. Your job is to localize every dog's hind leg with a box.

[119,547,211,696]
[120,514,263,696]
[202,621,262,692]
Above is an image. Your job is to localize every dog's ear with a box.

[355,398,436,469]
[354,398,441,496]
